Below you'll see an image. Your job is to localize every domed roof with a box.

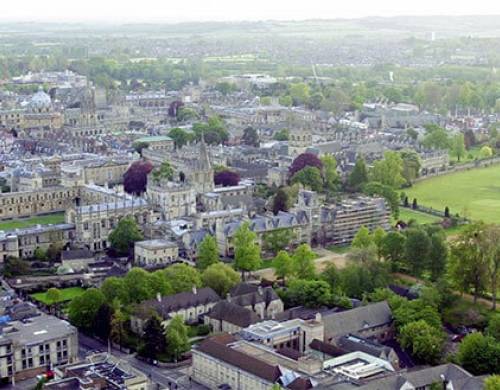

[29,87,52,111]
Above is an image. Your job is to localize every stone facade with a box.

[134,239,178,268]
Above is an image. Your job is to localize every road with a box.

[79,333,206,389]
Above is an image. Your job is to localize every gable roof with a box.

[136,287,220,319]
[197,336,282,384]
[323,301,392,340]
[206,301,260,328]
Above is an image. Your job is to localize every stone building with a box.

[288,126,313,157]
[146,178,196,220]
[134,239,178,268]
[0,314,78,382]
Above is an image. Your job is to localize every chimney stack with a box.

[192,285,197,295]
[156,292,161,303]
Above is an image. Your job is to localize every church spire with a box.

[199,131,211,170]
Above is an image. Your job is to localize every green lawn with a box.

[0,213,65,231]
[398,208,442,225]
[406,164,500,223]
[31,287,85,305]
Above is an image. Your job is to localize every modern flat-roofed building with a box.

[0,314,78,382]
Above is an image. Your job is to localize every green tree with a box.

[289,82,310,106]
[93,303,113,341]
[351,226,373,249]
[272,187,289,215]
[372,227,387,259]
[457,333,500,375]
[273,128,289,141]
[480,145,493,158]
[202,263,240,296]
[141,315,167,360]
[371,151,406,189]
[400,150,421,184]
[362,182,400,218]
[109,216,143,255]
[242,126,259,147]
[279,96,293,107]
[428,232,448,281]
[398,320,445,364]
[348,157,368,192]
[34,247,48,261]
[123,268,154,303]
[485,375,500,390]
[423,125,450,150]
[68,288,106,332]
[486,314,500,341]
[451,133,466,162]
[46,288,61,314]
[273,250,294,283]
[347,245,378,264]
[321,155,339,194]
[168,127,191,149]
[2,257,29,277]
[263,229,294,256]
[166,315,190,362]
[291,166,323,192]
[163,264,202,293]
[285,279,332,308]
[233,222,261,279]
[110,307,127,350]
[404,228,431,276]
[321,264,341,294]
[152,161,175,181]
[292,244,316,280]
[101,277,128,304]
[380,232,406,270]
[196,235,219,270]
[132,141,149,156]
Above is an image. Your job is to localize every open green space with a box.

[406,164,500,223]
[398,208,442,225]
[31,287,85,305]
[0,213,65,231]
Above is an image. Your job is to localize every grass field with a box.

[0,213,65,231]
[31,287,85,305]
[398,208,442,225]
[406,164,500,223]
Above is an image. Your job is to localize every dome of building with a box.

[29,87,52,112]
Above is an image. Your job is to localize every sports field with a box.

[406,164,500,223]
[0,213,65,231]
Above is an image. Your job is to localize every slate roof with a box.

[229,283,281,308]
[337,334,395,360]
[323,301,392,340]
[136,287,220,320]
[197,336,282,384]
[206,301,260,328]
[61,249,94,261]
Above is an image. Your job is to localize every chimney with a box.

[192,285,197,295]
[226,293,231,302]
[156,292,161,303]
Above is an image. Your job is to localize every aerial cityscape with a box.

[0,2,499,390]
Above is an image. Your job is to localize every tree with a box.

[423,125,450,150]
[480,145,493,159]
[291,167,323,192]
[481,225,500,310]
[404,228,431,276]
[339,263,388,299]
[202,263,240,296]
[152,161,174,181]
[370,151,406,189]
[289,153,323,177]
[46,288,61,314]
[47,242,64,262]
[68,288,106,332]
[412,198,418,209]
[263,229,294,256]
[321,155,339,194]
[122,268,154,303]
[196,235,219,270]
[273,250,294,283]
[398,320,445,364]
[273,128,289,141]
[289,82,310,106]
[457,333,500,375]
[321,264,341,294]
[123,160,153,195]
[214,170,240,187]
[163,264,202,293]
[400,150,421,184]
[451,133,466,162]
[449,223,489,304]
[351,226,373,249]
[347,245,378,264]
[109,216,143,256]
[279,95,293,107]
[362,182,400,219]
[110,307,127,350]
[406,128,418,140]
[166,315,190,362]
[392,299,442,329]
[348,157,368,192]
[141,315,167,360]
[132,141,149,156]
[242,126,259,147]
[101,277,128,304]
[168,127,191,149]
[485,376,500,390]
[233,222,262,279]
[93,303,113,341]
[372,227,387,259]
[285,279,332,308]
[428,232,448,281]
[487,314,500,341]
[292,244,316,280]
[444,206,450,218]
[34,247,48,261]
[272,188,289,215]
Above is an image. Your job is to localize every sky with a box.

[1,0,500,23]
